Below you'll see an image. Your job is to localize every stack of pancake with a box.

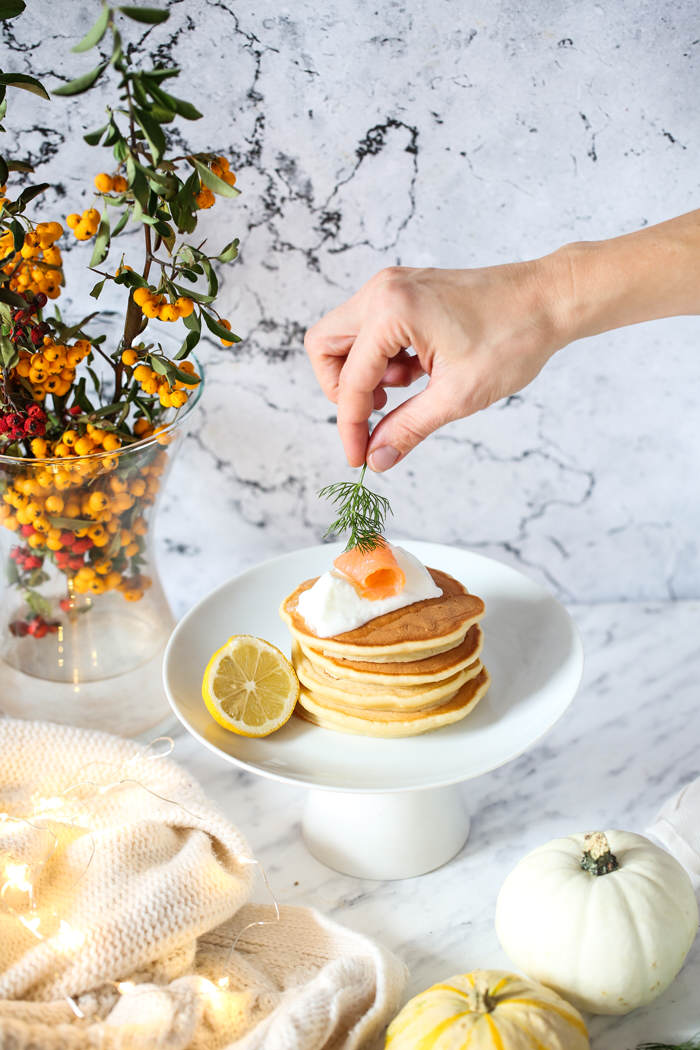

[279,568,490,737]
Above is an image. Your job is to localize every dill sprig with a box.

[319,464,392,552]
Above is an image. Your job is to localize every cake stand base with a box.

[302,784,470,880]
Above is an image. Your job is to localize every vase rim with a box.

[0,355,204,467]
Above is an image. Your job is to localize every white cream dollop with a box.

[296,544,442,638]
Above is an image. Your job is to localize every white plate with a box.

[163,541,583,793]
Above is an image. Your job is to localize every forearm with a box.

[548,209,700,344]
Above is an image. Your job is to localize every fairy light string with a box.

[0,735,281,1019]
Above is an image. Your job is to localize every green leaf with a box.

[90,278,106,299]
[49,515,95,531]
[119,5,169,24]
[53,62,108,97]
[24,589,52,619]
[202,311,240,344]
[175,325,200,359]
[10,219,24,252]
[0,332,18,368]
[15,183,49,209]
[84,123,108,146]
[134,105,166,164]
[171,282,214,304]
[6,557,19,586]
[142,66,179,81]
[0,73,49,100]
[89,211,110,267]
[6,158,33,173]
[147,355,171,377]
[192,158,240,198]
[111,208,130,236]
[217,237,239,263]
[72,3,110,52]
[0,286,26,308]
[0,0,26,19]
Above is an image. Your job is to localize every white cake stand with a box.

[163,541,583,880]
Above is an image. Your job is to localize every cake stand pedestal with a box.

[164,541,584,882]
[303,784,469,879]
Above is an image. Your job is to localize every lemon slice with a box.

[202,635,299,737]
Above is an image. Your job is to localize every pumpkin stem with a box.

[581,831,620,875]
[471,974,495,1013]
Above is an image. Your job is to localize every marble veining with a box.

[3,6,700,1045]
[3,0,700,602]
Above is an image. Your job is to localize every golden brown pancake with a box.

[279,568,485,660]
[292,641,483,711]
[300,624,483,685]
[295,668,491,738]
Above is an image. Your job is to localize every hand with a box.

[304,259,572,471]
[306,209,700,472]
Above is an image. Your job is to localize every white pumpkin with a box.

[385,970,590,1049]
[495,830,698,1015]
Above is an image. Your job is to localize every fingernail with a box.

[368,445,400,472]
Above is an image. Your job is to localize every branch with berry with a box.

[0,1,244,629]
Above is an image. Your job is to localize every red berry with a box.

[10,620,29,637]
[69,406,82,416]
[72,538,93,554]
[59,531,75,547]
[25,556,42,570]
[69,556,83,570]
[59,597,73,612]
[20,524,35,538]
[34,292,47,308]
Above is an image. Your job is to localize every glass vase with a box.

[0,386,200,737]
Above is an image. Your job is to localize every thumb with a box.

[366,379,457,472]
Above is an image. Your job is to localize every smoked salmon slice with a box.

[333,539,406,600]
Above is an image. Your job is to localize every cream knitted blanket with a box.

[0,717,406,1049]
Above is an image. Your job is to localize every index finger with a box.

[304,291,366,401]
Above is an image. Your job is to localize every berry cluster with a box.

[124,353,197,409]
[0,405,47,443]
[10,614,59,639]
[131,286,194,321]
[94,172,128,194]
[0,222,63,299]
[65,209,100,241]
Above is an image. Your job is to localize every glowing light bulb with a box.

[217,976,230,989]
[4,862,32,895]
[56,920,85,951]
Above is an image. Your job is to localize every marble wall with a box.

[5,0,700,609]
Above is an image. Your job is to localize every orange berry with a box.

[141,298,160,319]
[219,318,234,347]
[222,171,237,186]
[66,213,81,229]
[158,303,179,323]
[112,175,128,193]
[94,173,113,193]
[132,287,151,307]
[195,186,215,209]
[175,296,194,318]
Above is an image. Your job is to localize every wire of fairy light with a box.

[0,737,280,1018]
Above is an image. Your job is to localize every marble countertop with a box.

[168,596,700,1049]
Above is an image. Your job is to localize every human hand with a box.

[304,260,573,471]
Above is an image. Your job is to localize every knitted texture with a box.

[0,718,406,1049]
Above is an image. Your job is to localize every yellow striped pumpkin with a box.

[385,970,590,1050]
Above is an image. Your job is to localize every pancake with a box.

[300,624,483,685]
[280,568,485,660]
[295,668,491,738]
[292,641,483,711]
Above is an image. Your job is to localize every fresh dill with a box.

[319,464,392,552]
